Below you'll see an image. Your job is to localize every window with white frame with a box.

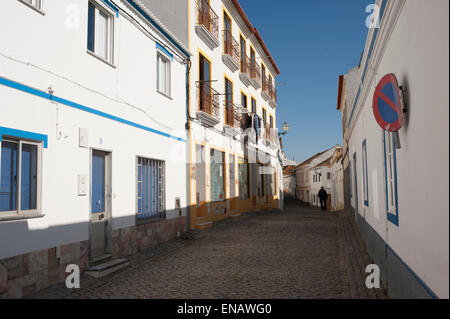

[0,138,41,219]
[87,1,114,63]
[137,157,166,221]
[157,52,171,97]
[19,0,42,11]
[384,132,398,224]
[362,139,369,206]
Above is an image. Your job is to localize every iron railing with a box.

[196,0,219,42]
[262,76,277,105]
[240,54,251,77]
[197,82,220,119]
[224,100,242,129]
[222,30,239,66]
[250,60,261,84]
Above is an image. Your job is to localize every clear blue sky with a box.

[239,0,373,163]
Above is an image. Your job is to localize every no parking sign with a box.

[373,74,403,132]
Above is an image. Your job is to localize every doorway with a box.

[90,150,112,261]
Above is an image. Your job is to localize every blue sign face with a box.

[373,74,402,132]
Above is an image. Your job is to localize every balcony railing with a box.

[240,54,251,77]
[250,61,261,85]
[196,0,219,42]
[222,30,240,67]
[262,76,277,105]
[224,100,241,129]
[197,82,220,119]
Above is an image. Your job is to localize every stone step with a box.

[231,213,241,218]
[85,258,130,279]
[90,253,112,264]
[195,221,213,230]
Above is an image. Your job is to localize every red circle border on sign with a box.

[372,73,402,132]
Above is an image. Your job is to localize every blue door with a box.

[92,151,105,214]
[90,150,110,260]
[353,153,359,218]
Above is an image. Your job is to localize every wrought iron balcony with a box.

[262,76,277,107]
[195,0,219,49]
[222,30,240,72]
[250,61,261,89]
[196,82,220,127]
[223,100,242,136]
[239,54,252,87]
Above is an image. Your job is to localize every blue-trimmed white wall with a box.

[0,0,189,259]
[344,0,449,298]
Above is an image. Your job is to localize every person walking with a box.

[318,187,328,211]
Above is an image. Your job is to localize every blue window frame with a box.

[0,137,41,218]
[362,139,369,207]
[348,160,352,199]
[384,132,399,226]
[353,153,359,216]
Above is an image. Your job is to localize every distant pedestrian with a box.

[318,187,328,211]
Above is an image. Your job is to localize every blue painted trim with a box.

[0,76,186,143]
[0,126,48,148]
[358,217,439,299]
[125,0,190,59]
[101,0,119,17]
[347,0,388,128]
[362,139,369,207]
[383,132,399,226]
[353,153,359,217]
[156,42,173,61]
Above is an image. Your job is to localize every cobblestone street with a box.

[30,201,386,299]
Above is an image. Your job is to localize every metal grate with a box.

[137,158,165,220]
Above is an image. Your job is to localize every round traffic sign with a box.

[373,73,403,132]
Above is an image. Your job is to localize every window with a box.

[137,157,165,221]
[241,92,248,110]
[19,0,42,11]
[238,157,249,199]
[1,138,41,219]
[362,139,369,206]
[157,53,171,97]
[327,172,331,180]
[87,1,114,63]
[384,132,398,225]
[225,77,233,126]
[240,35,246,72]
[251,97,256,114]
[199,54,212,113]
[210,149,225,202]
[262,64,266,86]
[262,109,267,124]
[348,160,352,199]
[270,115,273,128]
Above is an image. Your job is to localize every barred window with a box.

[137,158,165,221]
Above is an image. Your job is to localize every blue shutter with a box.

[87,2,95,52]
[0,142,17,212]
[20,144,37,210]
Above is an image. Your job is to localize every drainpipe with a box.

[185,60,191,231]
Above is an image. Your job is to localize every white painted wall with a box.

[345,0,449,298]
[0,0,188,258]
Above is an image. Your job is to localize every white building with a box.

[0,0,190,298]
[294,145,343,210]
[337,0,449,298]
[187,0,283,230]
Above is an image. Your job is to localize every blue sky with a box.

[239,0,373,163]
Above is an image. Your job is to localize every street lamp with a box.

[279,122,290,136]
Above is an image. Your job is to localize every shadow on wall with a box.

[0,208,187,299]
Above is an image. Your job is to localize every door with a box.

[90,150,111,260]
[229,154,235,199]
[353,153,359,220]
[199,54,211,114]
[224,13,232,55]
